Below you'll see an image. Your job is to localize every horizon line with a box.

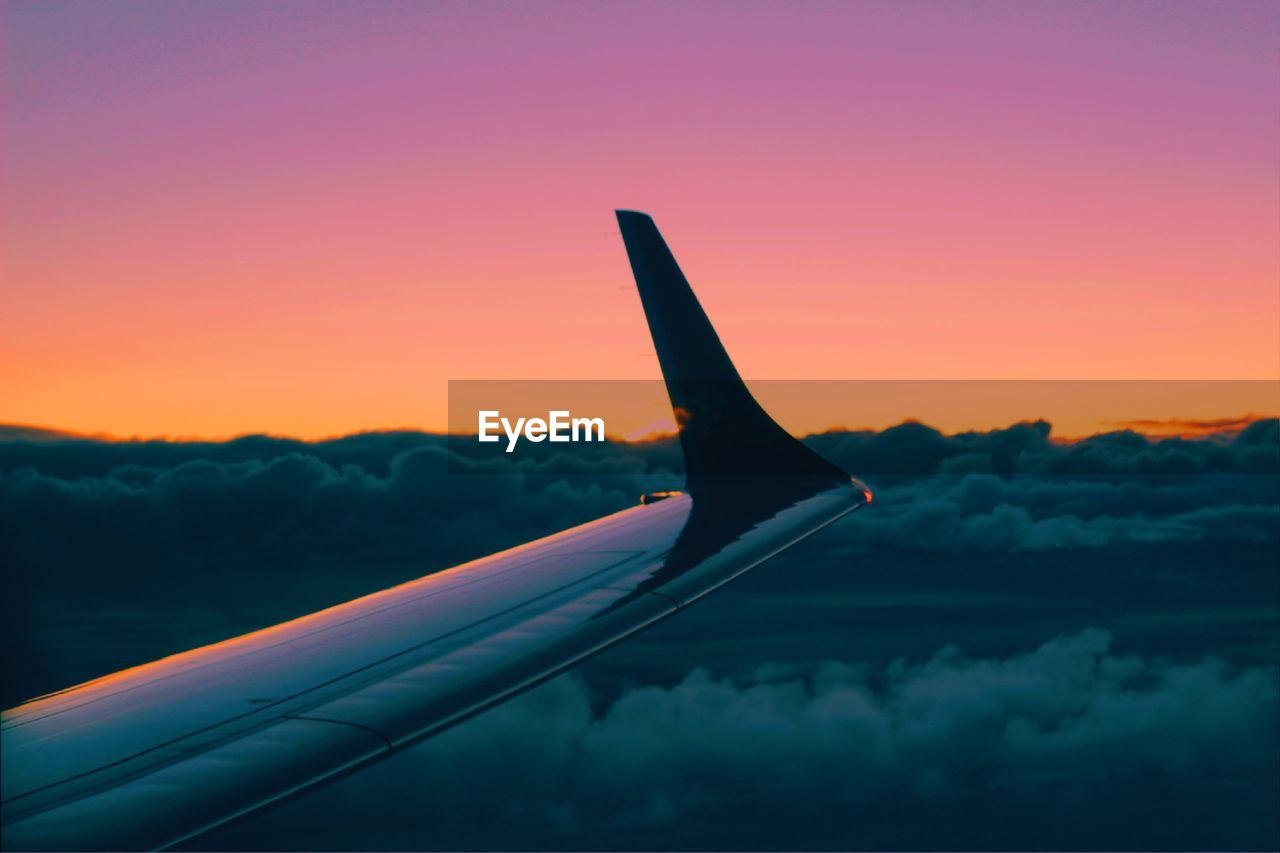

[3,414,1275,446]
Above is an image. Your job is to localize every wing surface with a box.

[1,212,869,850]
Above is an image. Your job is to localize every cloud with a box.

[212,630,1279,851]
[809,418,1280,477]
[3,423,1276,848]
[1104,414,1277,438]
[845,473,1278,553]
[0,444,676,588]
[2,418,1277,483]
[1,422,1274,586]
[2,422,1274,703]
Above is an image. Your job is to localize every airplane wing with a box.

[1,211,869,851]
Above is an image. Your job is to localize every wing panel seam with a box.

[282,715,394,751]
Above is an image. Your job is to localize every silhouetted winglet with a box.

[615,210,849,485]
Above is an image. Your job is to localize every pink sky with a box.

[3,1,1277,438]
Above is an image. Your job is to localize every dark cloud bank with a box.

[3,420,1277,850]
[206,630,1278,852]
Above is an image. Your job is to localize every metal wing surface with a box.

[1,211,869,850]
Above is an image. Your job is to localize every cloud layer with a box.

[2,420,1274,591]
[206,630,1279,851]
[3,421,1276,848]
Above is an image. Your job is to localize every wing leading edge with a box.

[0,212,868,851]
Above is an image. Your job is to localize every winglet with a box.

[616,210,848,484]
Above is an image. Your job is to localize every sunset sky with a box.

[4,1,1278,439]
